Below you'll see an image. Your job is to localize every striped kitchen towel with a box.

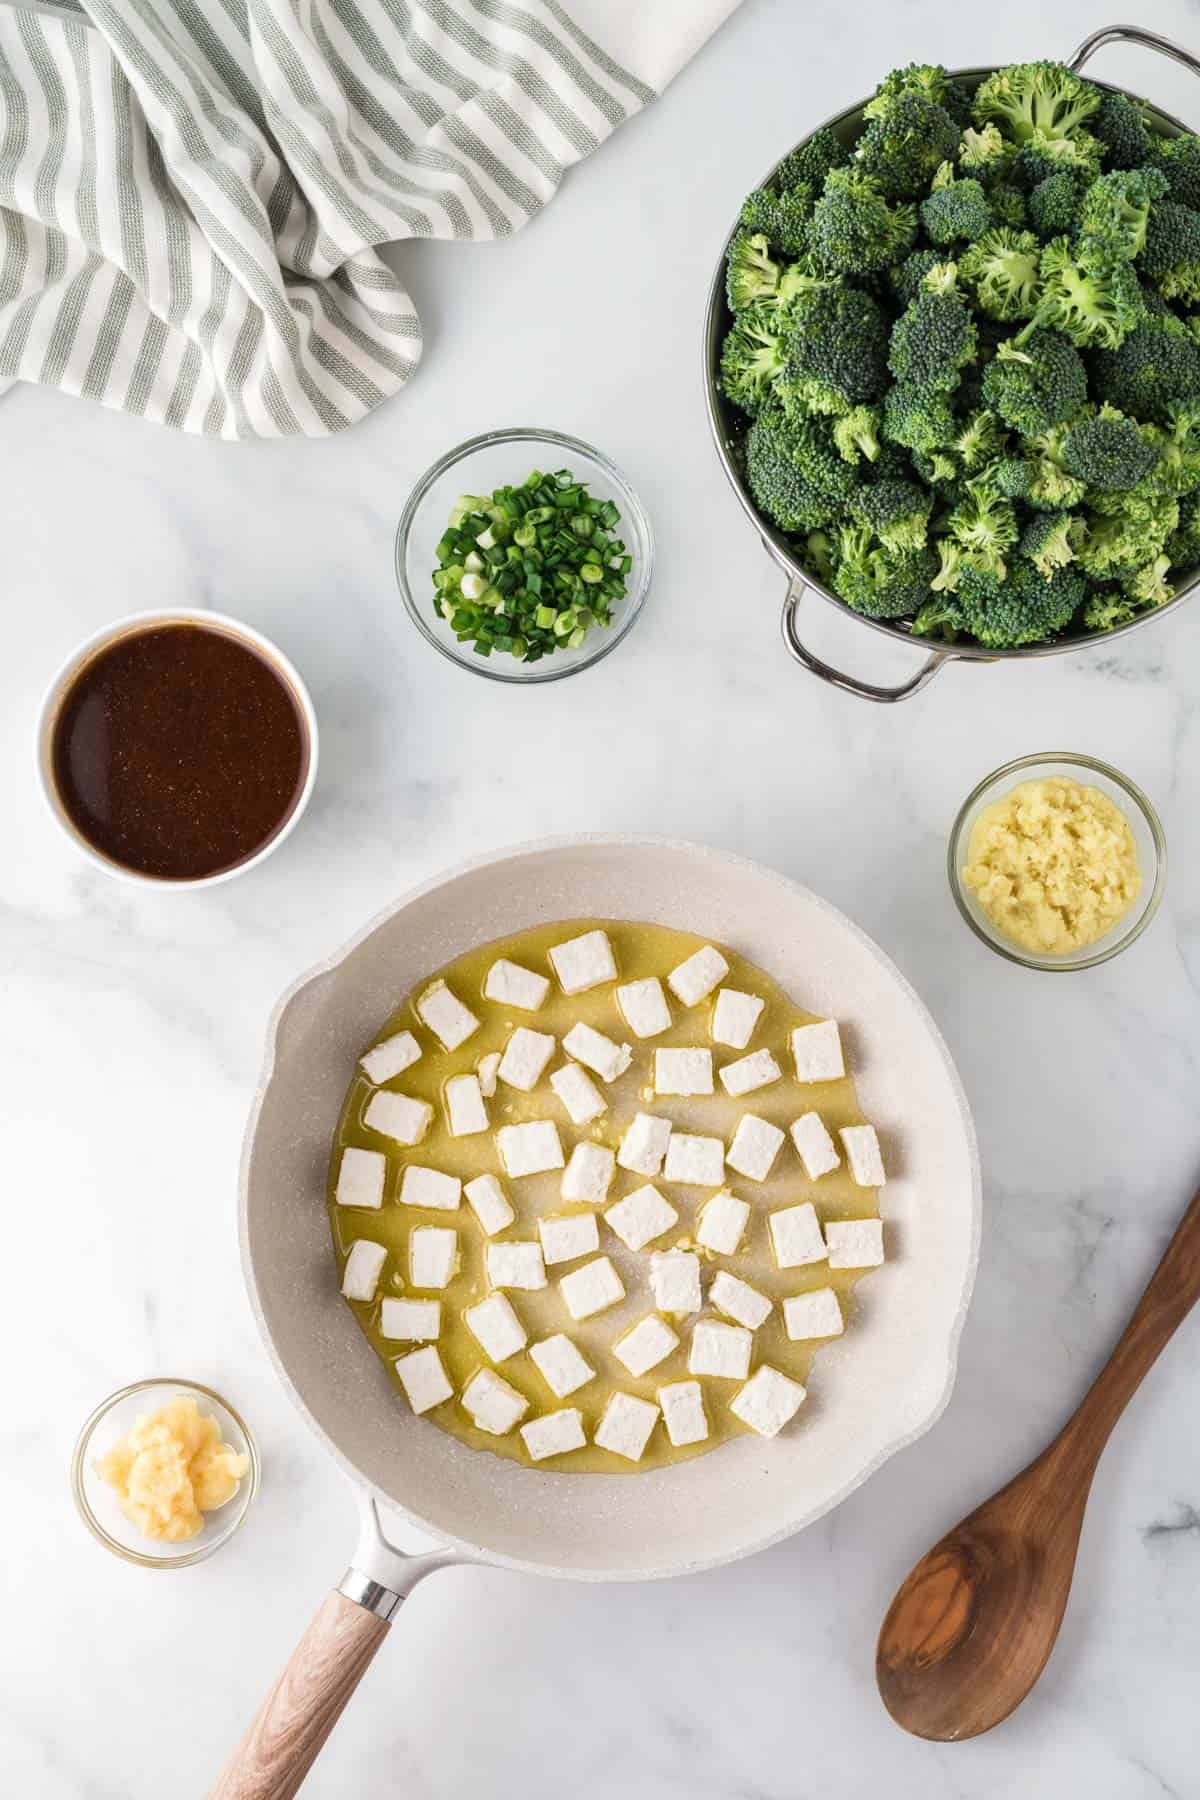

[0,0,740,437]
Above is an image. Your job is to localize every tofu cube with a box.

[462,1367,528,1436]
[616,977,672,1039]
[399,1165,461,1211]
[364,1091,433,1148]
[496,1120,564,1178]
[561,1141,616,1205]
[538,1212,600,1265]
[791,1112,840,1181]
[464,1291,527,1362]
[562,1022,632,1083]
[476,1051,501,1098]
[498,1026,556,1093]
[464,1172,515,1236]
[654,1047,714,1096]
[727,1114,785,1183]
[667,945,730,1007]
[529,1333,596,1399]
[341,1239,387,1302]
[613,1313,680,1377]
[617,1112,672,1178]
[394,1346,452,1414]
[791,1020,845,1083]
[663,1133,725,1186]
[359,1030,420,1085]
[719,1048,782,1098]
[521,1408,587,1462]
[840,1124,886,1188]
[335,1147,386,1210]
[783,1287,844,1339]
[604,1183,678,1251]
[649,1249,702,1315]
[559,1255,625,1321]
[711,988,764,1050]
[445,1073,488,1137]
[549,929,617,995]
[486,1240,547,1290]
[696,1189,750,1256]
[658,1379,709,1447]
[416,979,479,1051]
[549,1062,607,1126]
[826,1218,885,1268]
[594,1391,659,1462]
[769,1201,827,1269]
[409,1226,457,1290]
[709,1270,772,1331]
[730,1365,806,1438]
[689,1319,752,1379]
[484,958,550,1011]
[380,1298,441,1341]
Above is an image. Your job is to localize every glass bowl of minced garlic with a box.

[949,753,1166,972]
[72,1380,259,1568]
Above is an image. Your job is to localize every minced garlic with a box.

[963,776,1141,956]
[95,1395,248,1543]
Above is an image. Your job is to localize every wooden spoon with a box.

[877,1181,1200,1741]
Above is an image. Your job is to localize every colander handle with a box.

[781,578,951,703]
[1069,23,1200,80]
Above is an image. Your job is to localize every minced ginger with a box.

[95,1395,248,1543]
[963,776,1141,956]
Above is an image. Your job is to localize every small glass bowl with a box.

[395,427,653,683]
[948,753,1166,972]
[71,1378,260,1569]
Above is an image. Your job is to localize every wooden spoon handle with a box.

[208,1590,389,1800]
[1060,1183,1200,1460]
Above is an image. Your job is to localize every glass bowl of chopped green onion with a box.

[395,428,653,681]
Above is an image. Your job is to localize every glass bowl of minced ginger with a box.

[72,1379,260,1568]
[948,752,1166,972]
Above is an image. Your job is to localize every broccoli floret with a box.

[989,184,1029,229]
[850,476,933,552]
[909,591,964,638]
[855,90,961,201]
[953,408,1007,474]
[830,523,937,618]
[888,281,977,390]
[865,63,971,126]
[804,529,837,584]
[1017,236,1144,350]
[1125,403,1200,503]
[1152,133,1200,210]
[882,382,957,455]
[832,404,883,465]
[1093,315,1200,422]
[1075,495,1178,579]
[739,185,813,258]
[956,557,1085,647]
[773,126,851,198]
[1123,553,1174,607]
[1027,170,1088,240]
[973,59,1101,145]
[719,309,786,415]
[888,247,945,304]
[1018,509,1081,576]
[958,123,1010,180]
[910,449,961,495]
[1014,132,1102,188]
[1167,490,1200,567]
[992,423,1088,512]
[1082,585,1140,632]
[1079,167,1169,262]
[784,284,889,415]
[1061,404,1162,492]
[1093,93,1156,171]
[919,169,993,245]
[958,228,1041,320]
[809,169,917,275]
[946,473,1019,573]
[726,230,780,312]
[981,330,1087,435]
[1141,199,1200,303]
[744,402,857,532]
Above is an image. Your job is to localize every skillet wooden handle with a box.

[208,1590,390,1800]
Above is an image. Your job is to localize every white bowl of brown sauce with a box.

[37,610,318,887]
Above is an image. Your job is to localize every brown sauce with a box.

[51,623,309,880]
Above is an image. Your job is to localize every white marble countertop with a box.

[5,1,1200,1793]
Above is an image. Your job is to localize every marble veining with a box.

[3,0,1200,1793]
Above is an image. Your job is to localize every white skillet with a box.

[215,837,981,1796]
